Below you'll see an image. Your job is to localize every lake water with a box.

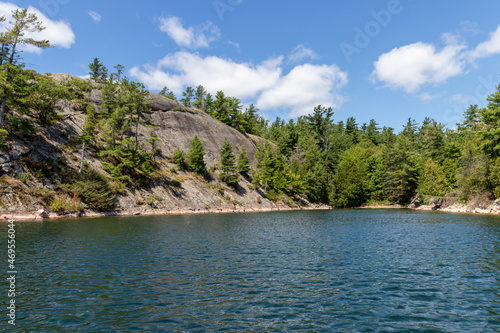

[1,209,500,332]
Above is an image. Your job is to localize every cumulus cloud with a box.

[469,24,500,60]
[257,64,347,117]
[288,44,318,63]
[0,2,75,54]
[371,35,466,93]
[159,16,220,49]
[372,24,500,94]
[88,11,102,23]
[130,51,348,118]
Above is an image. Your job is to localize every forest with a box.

[1,8,500,211]
[167,82,500,207]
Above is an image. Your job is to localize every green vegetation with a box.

[187,135,207,176]
[219,138,238,186]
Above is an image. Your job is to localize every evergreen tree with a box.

[0,9,50,129]
[173,148,187,169]
[237,145,250,174]
[419,159,447,196]
[212,91,231,125]
[204,93,213,113]
[187,135,207,176]
[385,135,422,204]
[219,138,238,185]
[365,119,380,145]
[159,86,177,101]
[479,83,500,158]
[24,73,73,125]
[88,57,108,83]
[332,145,371,207]
[457,138,490,201]
[193,85,207,111]
[181,86,194,108]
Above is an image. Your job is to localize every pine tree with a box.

[479,83,500,158]
[219,138,238,185]
[187,135,207,176]
[237,145,250,174]
[193,85,207,111]
[181,86,194,108]
[0,9,50,129]
[159,86,177,101]
[173,148,186,169]
[384,135,422,204]
[88,57,108,83]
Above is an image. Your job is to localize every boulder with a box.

[146,93,182,112]
[86,89,103,106]
[36,209,49,218]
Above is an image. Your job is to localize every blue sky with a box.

[4,0,500,131]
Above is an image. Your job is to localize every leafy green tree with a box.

[418,158,447,196]
[219,138,238,186]
[332,145,371,207]
[237,145,250,174]
[253,143,303,197]
[0,9,50,129]
[489,157,500,199]
[88,57,108,83]
[441,158,459,190]
[365,149,387,201]
[187,135,207,176]
[457,138,490,201]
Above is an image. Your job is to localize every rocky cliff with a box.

[0,74,316,218]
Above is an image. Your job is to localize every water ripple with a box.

[1,209,500,332]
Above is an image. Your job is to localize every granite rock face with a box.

[0,74,306,214]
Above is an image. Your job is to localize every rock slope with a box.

[0,74,314,217]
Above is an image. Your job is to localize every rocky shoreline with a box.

[4,200,500,222]
[0,205,333,221]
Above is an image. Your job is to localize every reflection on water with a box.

[1,209,500,332]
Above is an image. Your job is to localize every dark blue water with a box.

[1,209,500,332]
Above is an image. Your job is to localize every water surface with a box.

[1,209,500,332]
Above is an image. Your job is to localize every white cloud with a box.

[130,51,348,118]
[288,44,318,63]
[130,51,282,98]
[159,16,220,49]
[469,24,500,60]
[0,2,75,54]
[88,11,101,23]
[372,24,500,95]
[257,64,347,117]
[371,36,466,93]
